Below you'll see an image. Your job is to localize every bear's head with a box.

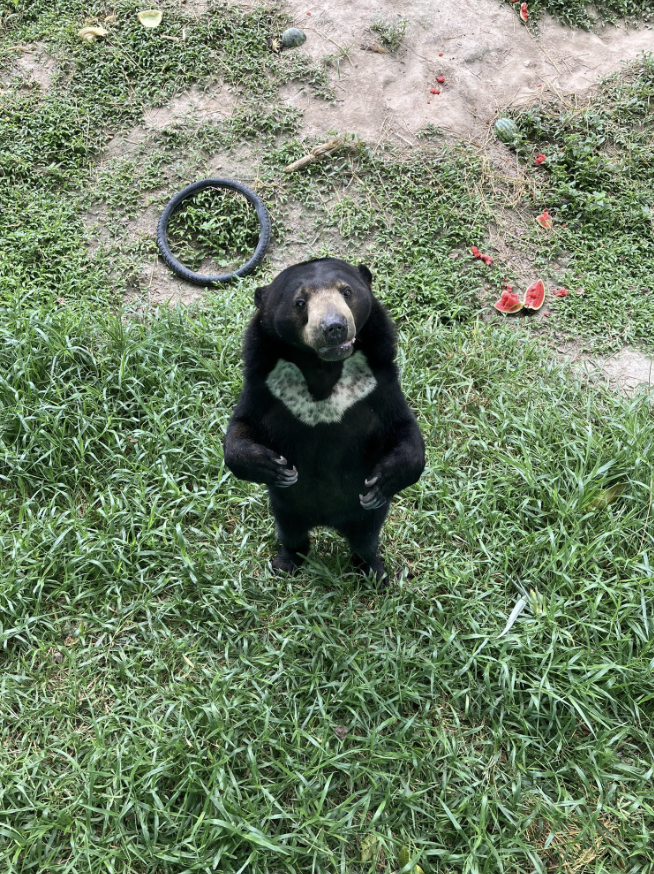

[255,258,373,362]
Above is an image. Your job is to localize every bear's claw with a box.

[359,485,386,510]
[274,465,298,487]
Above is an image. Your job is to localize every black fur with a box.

[223,258,425,585]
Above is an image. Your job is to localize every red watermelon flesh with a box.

[494,290,523,314]
[523,279,545,310]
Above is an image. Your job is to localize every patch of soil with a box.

[177,0,212,14]
[558,342,654,395]
[8,43,56,90]
[280,0,654,143]
[103,85,236,160]
[142,84,237,130]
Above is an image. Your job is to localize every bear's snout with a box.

[301,288,356,360]
[321,313,348,346]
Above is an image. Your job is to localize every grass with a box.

[166,188,262,273]
[370,18,408,52]
[1,0,654,872]
[0,0,328,307]
[506,0,654,27]
[500,55,654,352]
[1,302,653,873]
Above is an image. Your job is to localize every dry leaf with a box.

[78,25,108,42]
[137,9,163,28]
[360,834,378,863]
[587,483,625,511]
[334,724,349,740]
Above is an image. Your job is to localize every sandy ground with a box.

[281,0,654,144]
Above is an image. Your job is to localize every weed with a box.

[370,18,408,52]
[506,0,654,27]
[167,187,261,272]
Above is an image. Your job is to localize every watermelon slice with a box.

[536,208,553,229]
[523,279,545,311]
[494,290,523,314]
[520,3,528,22]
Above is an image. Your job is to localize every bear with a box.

[223,257,425,586]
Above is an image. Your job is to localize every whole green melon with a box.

[495,117,519,144]
[281,28,306,48]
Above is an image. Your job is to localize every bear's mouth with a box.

[317,338,355,361]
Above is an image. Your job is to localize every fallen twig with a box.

[283,138,353,173]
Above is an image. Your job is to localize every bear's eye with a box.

[341,286,352,298]
[295,298,306,309]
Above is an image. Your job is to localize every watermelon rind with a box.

[495,118,519,144]
[523,279,545,311]
[494,291,523,314]
[281,28,307,48]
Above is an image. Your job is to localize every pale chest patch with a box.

[265,351,377,426]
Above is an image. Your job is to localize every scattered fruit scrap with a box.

[137,9,163,28]
[523,279,545,310]
[553,287,569,297]
[495,117,519,144]
[436,76,445,83]
[494,279,547,315]
[471,245,493,266]
[281,27,306,48]
[494,290,523,314]
[535,153,546,164]
[536,208,553,229]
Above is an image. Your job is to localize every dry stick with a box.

[393,130,413,147]
[283,138,350,173]
[369,116,392,160]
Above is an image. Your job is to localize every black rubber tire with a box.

[156,178,271,286]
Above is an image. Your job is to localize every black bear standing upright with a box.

[224,258,425,585]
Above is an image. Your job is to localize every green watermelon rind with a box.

[495,118,519,144]
[281,27,307,48]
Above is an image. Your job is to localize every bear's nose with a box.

[320,314,348,345]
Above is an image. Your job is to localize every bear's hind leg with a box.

[338,510,389,588]
[271,511,310,576]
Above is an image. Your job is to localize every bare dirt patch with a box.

[7,43,56,91]
[559,343,654,395]
[142,84,237,130]
[280,0,654,143]
[103,84,236,160]
[177,0,212,14]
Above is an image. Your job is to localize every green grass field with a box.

[1,2,654,872]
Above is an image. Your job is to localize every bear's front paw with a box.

[359,474,387,510]
[272,455,298,488]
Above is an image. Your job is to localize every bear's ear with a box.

[254,285,268,308]
[358,264,373,285]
